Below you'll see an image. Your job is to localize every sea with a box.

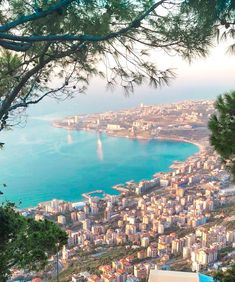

[0,74,229,208]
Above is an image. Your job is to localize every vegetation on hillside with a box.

[0,203,68,281]
[214,264,235,282]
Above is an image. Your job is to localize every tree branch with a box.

[125,34,182,48]
[0,44,83,119]
[0,0,167,51]
[0,39,32,51]
[0,0,76,32]
[9,86,66,111]
[9,61,78,111]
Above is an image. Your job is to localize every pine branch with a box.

[0,0,166,52]
[0,43,84,120]
[0,0,76,32]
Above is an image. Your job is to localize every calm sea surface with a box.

[0,116,198,208]
[0,50,231,208]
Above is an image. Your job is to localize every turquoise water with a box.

[0,117,198,208]
[0,54,230,209]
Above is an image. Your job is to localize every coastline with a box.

[50,123,205,199]
[105,132,205,153]
[14,100,210,210]
[52,121,205,153]
[17,125,203,210]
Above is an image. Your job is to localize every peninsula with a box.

[52,100,214,150]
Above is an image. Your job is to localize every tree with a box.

[208,91,235,180]
[214,264,235,282]
[0,1,234,278]
[184,0,235,53]
[0,0,217,131]
[0,202,68,281]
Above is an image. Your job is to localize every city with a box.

[0,1,235,282]
[13,100,235,281]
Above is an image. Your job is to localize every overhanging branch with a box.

[0,43,84,120]
[9,61,79,112]
[0,0,76,32]
[0,0,166,52]
[0,39,32,51]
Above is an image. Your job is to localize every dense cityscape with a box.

[53,100,214,146]
[12,100,235,282]
[1,0,235,281]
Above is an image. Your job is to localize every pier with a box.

[82,190,104,200]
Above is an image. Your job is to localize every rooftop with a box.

[149,270,214,282]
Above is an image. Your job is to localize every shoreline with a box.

[49,125,205,199]
[105,132,205,153]
[53,122,205,154]
[52,121,205,152]
[18,126,203,210]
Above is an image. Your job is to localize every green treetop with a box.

[0,202,68,281]
[209,91,235,180]
[0,0,220,130]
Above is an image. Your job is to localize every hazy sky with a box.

[27,40,235,117]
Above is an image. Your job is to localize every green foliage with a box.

[0,0,219,130]
[48,245,135,282]
[183,0,234,21]
[214,264,235,282]
[208,91,235,179]
[217,245,235,260]
[184,0,235,52]
[0,202,68,281]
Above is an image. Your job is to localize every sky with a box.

[24,40,235,118]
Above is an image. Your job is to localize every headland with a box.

[53,100,212,153]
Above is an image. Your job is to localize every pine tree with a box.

[209,91,235,180]
[0,203,68,281]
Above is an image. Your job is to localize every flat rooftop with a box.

[149,270,214,282]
